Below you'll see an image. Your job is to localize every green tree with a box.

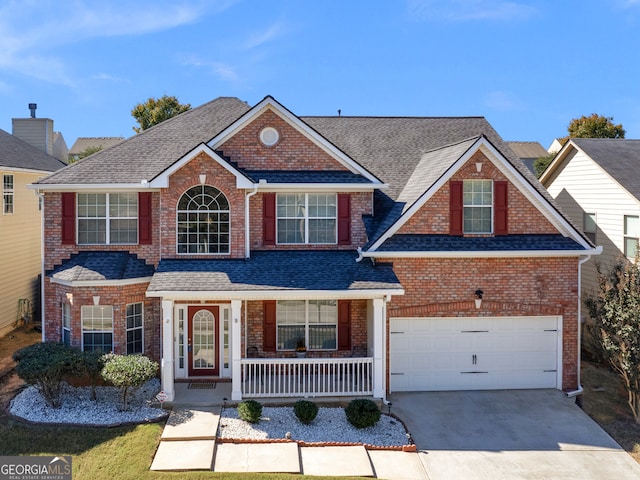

[585,256,640,423]
[567,113,625,140]
[100,354,158,411]
[68,145,103,164]
[534,152,556,178]
[131,95,191,133]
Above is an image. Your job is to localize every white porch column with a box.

[230,300,243,401]
[372,297,386,399]
[160,299,175,401]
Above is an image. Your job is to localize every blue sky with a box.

[1,0,639,151]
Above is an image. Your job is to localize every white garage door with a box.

[389,316,561,392]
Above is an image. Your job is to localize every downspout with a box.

[36,189,45,343]
[245,183,260,259]
[566,251,601,398]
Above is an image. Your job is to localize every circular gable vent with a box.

[260,127,279,146]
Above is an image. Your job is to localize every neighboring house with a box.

[507,141,548,175]
[68,137,124,162]
[12,109,69,163]
[0,129,66,337]
[31,96,598,402]
[540,138,640,305]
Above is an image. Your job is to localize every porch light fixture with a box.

[93,296,100,306]
[474,290,483,309]
[199,174,206,184]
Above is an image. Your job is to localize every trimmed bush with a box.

[294,400,318,424]
[13,342,82,408]
[100,354,158,411]
[345,398,381,429]
[238,400,262,423]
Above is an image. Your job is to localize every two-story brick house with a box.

[32,96,598,401]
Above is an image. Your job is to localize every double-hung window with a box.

[3,174,13,214]
[82,305,113,353]
[62,303,71,346]
[276,300,337,351]
[77,193,138,244]
[463,180,492,233]
[126,303,143,354]
[277,193,337,244]
[624,215,639,258]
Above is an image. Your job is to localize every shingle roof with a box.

[48,251,155,282]
[0,129,66,172]
[147,251,401,293]
[507,141,547,159]
[376,234,583,252]
[68,137,124,156]
[242,170,373,184]
[36,97,251,185]
[571,138,640,200]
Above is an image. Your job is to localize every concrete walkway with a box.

[150,407,427,478]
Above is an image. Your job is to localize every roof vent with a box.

[28,103,37,118]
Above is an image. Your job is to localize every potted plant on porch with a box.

[295,338,307,358]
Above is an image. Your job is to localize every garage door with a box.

[389,316,560,392]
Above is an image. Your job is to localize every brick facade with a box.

[381,256,579,390]
[219,110,350,172]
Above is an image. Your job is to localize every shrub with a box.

[238,400,262,423]
[345,398,381,429]
[13,342,82,408]
[74,350,105,401]
[100,354,158,411]
[294,400,318,424]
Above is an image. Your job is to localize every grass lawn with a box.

[0,328,365,479]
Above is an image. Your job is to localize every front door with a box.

[188,306,219,376]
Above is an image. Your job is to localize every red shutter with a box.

[449,181,463,236]
[138,192,152,244]
[263,193,276,246]
[61,193,75,244]
[337,194,351,245]
[263,301,277,352]
[494,181,508,236]
[338,300,351,351]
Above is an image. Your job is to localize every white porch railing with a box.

[241,357,373,398]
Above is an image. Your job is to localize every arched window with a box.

[177,185,230,254]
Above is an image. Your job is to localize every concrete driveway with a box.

[389,389,640,480]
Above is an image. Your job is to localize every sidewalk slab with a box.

[300,445,374,477]
[161,407,220,440]
[213,442,301,473]
[368,450,428,480]
[150,440,215,471]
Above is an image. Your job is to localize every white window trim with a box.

[126,302,144,355]
[624,215,639,259]
[176,185,231,255]
[77,193,138,245]
[3,174,14,215]
[81,305,114,352]
[276,193,337,245]
[276,300,338,351]
[62,302,71,346]
[463,179,493,234]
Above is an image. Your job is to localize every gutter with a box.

[245,182,262,259]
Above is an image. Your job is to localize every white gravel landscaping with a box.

[9,382,411,447]
[218,406,411,447]
[9,379,168,426]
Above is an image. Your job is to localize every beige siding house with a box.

[0,129,65,336]
[540,138,640,303]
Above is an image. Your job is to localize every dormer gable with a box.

[365,136,596,256]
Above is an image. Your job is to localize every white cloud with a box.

[483,90,522,110]
[243,22,286,49]
[0,1,231,86]
[407,0,538,22]
[181,55,239,82]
